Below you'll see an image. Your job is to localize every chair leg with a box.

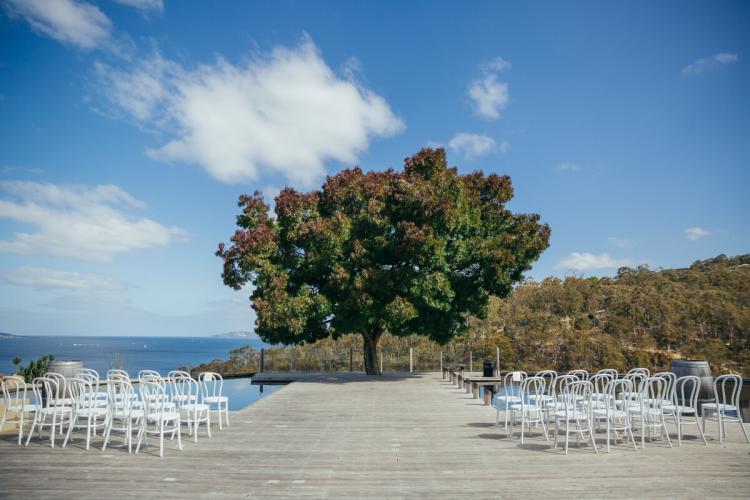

[739,417,750,443]
[17,411,25,446]
[159,425,164,458]
[62,414,75,447]
[662,418,672,448]
[176,419,183,451]
[25,416,38,446]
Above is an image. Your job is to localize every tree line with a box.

[188,253,750,377]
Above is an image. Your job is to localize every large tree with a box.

[217,148,550,374]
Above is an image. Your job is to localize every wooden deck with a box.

[1,372,749,499]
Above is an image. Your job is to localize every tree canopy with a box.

[217,148,550,373]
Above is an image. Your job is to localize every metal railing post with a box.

[260,348,265,372]
[409,347,413,373]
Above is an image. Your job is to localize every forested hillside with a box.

[190,253,750,376]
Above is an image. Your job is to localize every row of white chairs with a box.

[0,368,230,457]
[491,368,748,454]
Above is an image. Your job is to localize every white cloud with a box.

[468,57,510,120]
[555,162,582,172]
[556,252,633,271]
[111,0,163,14]
[94,39,404,186]
[608,236,636,249]
[681,53,739,76]
[447,133,499,159]
[0,180,187,262]
[2,0,112,49]
[685,227,710,240]
[2,266,127,291]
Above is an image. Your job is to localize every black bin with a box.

[483,361,494,377]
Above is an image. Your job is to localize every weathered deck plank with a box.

[1,372,749,499]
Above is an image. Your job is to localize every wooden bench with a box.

[461,376,505,405]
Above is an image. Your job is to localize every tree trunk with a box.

[363,331,382,375]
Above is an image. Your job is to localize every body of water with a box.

[0,336,264,376]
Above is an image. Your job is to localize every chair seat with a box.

[702,403,737,412]
[510,403,544,414]
[528,394,553,403]
[180,403,210,413]
[663,404,696,414]
[6,404,38,413]
[147,411,180,422]
[112,409,144,419]
[555,410,589,420]
[204,396,228,404]
[39,406,72,415]
[75,407,109,418]
[629,407,662,417]
[173,394,196,402]
[593,408,628,419]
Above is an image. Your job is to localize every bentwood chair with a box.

[136,380,182,457]
[593,378,638,452]
[493,371,527,429]
[508,376,549,444]
[702,374,750,444]
[554,380,598,454]
[199,372,229,429]
[629,376,673,449]
[63,377,109,450]
[25,376,73,448]
[664,375,707,446]
[175,376,211,443]
[568,369,589,381]
[1,375,37,445]
[102,379,143,453]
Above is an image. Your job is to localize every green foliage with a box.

[14,354,55,383]
[217,148,550,373]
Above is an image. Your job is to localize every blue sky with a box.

[0,0,748,336]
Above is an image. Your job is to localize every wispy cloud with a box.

[447,133,507,159]
[468,57,510,120]
[2,0,112,49]
[556,252,633,271]
[93,38,404,186]
[685,226,710,240]
[0,180,187,261]
[111,0,163,15]
[555,162,582,172]
[681,53,738,76]
[2,266,128,291]
[608,236,636,249]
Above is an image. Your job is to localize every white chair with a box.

[62,377,109,450]
[508,376,549,444]
[651,371,677,407]
[492,371,526,429]
[627,367,650,377]
[593,378,637,452]
[25,376,73,448]
[1,375,37,445]
[589,373,613,407]
[135,380,182,457]
[174,376,211,443]
[169,371,197,407]
[75,369,108,409]
[102,378,143,453]
[629,376,673,449]
[199,372,229,429]
[568,369,589,381]
[554,380,598,454]
[596,368,618,379]
[664,375,707,446]
[702,374,750,444]
[107,369,130,381]
[139,372,176,412]
[530,370,556,404]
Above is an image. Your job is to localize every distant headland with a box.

[0,332,20,339]
[212,331,257,339]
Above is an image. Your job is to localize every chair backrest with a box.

[642,376,669,412]
[168,370,191,380]
[170,375,198,408]
[107,369,130,382]
[140,380,169,419]
[45,372,69,401]
[653,371,677,402]
[107,378,137,413]
[198,372,224,400]
[589,373,612,394]
[76,368,99,380]
[138,370,162,383]
[1,375,27,410]
[536,370,557,392]
[604,378,633,412]
[561,380,594,415]
[31,376,61,410]
[674,375,701,411]
[551,374,578,402]
[520,376,546,408]
[568,369,589,381]
[68,377,98,416]
[627,367,650,377]
[713,374,742,413]
[596,368,618,379]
